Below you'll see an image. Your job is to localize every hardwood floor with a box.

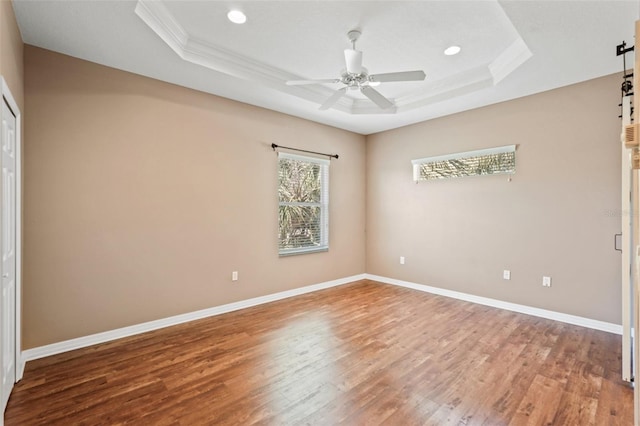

[5,280,633,425]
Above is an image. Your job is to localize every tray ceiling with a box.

[12,0,639,134]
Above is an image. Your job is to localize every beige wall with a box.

[0,0,23,109]
[22,41,624,348]
[23,46,366,349]
[366,74,622,324]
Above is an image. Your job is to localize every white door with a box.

[1,97,16,412]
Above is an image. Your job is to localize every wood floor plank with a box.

[5,280,633,425]
[594,370,635,426]
[509,374,564,426]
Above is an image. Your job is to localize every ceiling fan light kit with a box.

[286,29,426,112]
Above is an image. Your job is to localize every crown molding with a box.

[489,38,533,84]
[135,0,532,115]
[397,66,494,110]
[135,0,346,111]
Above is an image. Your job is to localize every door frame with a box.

[1,77,22,383]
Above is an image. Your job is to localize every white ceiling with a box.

[12,0,639,135]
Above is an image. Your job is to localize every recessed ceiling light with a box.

[444,45,461,56]
[227,10,247,24]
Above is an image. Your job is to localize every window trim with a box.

[277,152,329,256]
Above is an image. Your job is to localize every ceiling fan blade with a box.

[369,70,426,83]
[286,79,341,86]
[361,86,394,110]
[319,87,347,110]
[344,49,363,74]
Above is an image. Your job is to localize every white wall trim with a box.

[1,77,23,383]
[489,37,533,85]
[366,274,622,335]
[21,274,366,363]
[22,272,622,366]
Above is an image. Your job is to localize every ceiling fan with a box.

[286,30,426,111]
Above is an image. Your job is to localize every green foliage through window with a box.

[278,154,329,255]
[412,145,516,182]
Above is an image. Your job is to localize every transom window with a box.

[412,145,516,181]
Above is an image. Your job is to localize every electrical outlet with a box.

[232,271,238,281]
[400,256,405,265]
[503,270,511,280]
[542,276,551,287]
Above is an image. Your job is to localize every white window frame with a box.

[278,152,329,256]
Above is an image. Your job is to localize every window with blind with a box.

[278,153,329,256]
[412,145,516,182]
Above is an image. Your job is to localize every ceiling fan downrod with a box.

[347,29,361,50]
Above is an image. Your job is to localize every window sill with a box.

[279,246,328,257]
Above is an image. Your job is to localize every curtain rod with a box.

[271,143,339,159]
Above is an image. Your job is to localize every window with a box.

[278,153,329,256]
[412,145,516,181]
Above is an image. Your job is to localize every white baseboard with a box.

[21,274,366,364]
[16,361,24,382]
[365,274,622,335]
[21,272,622,367]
